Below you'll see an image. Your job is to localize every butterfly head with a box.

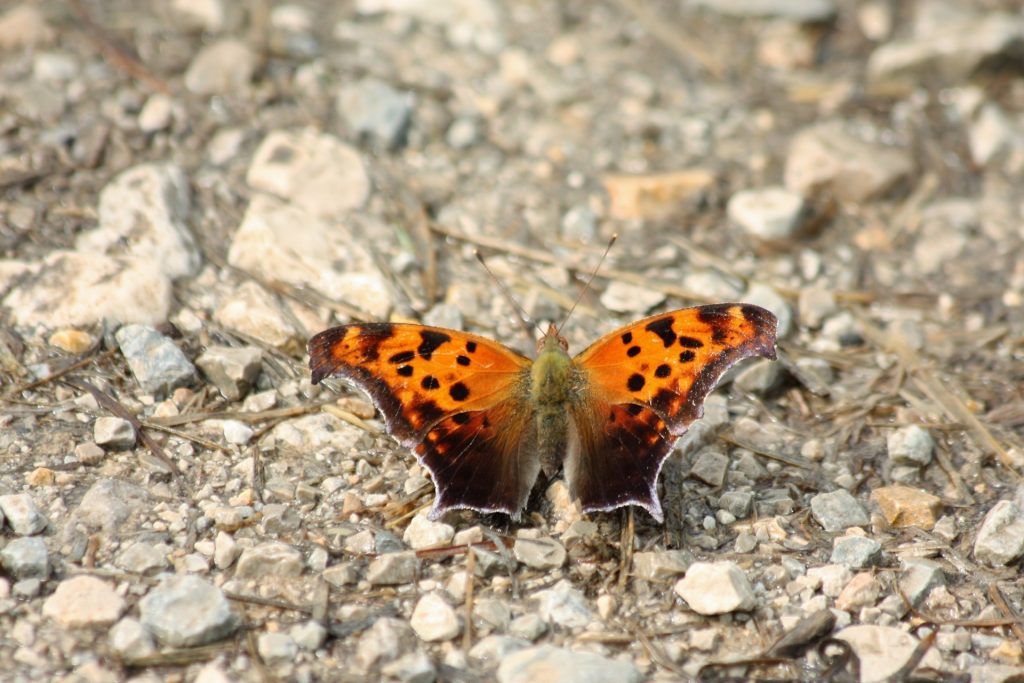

[537,323,569,354]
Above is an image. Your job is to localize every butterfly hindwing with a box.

[416,403,538,519]
[568,401,675,522]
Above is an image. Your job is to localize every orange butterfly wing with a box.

[567,304,778,521]
[308,323,538,518]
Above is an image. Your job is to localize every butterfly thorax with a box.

[530,329,579,476]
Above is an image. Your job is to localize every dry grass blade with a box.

[121,644,231,668]
[147,401,334,428]
[431,223,716,303]
[989,583,1024,646]
[617,508,634,592]
[63,378,181,476]
[463,545,476,652]
[69,0,172,95]
[322,403,382,435]
[5,347,115,397]
[858,316,1020,477]
[612,0,724,78]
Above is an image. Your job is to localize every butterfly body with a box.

[309,303,777,523]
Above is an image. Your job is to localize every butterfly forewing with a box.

[573,304,778,434]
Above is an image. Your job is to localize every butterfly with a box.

[308,303,777,523]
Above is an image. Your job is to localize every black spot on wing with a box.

[418,330,451,360]
[645,317,677,348]
[389,350,415,364]
[421,375,440,390]
[621,331,633,344]
[626,403,643,416]
[627,345,641,358]
[678,336,704,349]
[450,382,470,401]
[679,350,695,363]
[397,365,414,377]
[465,341,477,353]
[456,355,471,366]
[654,364,671,378]
[627,373,646,392]
[452,412,470,425]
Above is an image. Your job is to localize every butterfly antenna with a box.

[557,233,617,334]
[474,250,544,340]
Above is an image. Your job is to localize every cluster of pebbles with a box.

[1,1,1024,681]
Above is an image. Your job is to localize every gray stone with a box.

[234,541,304,578]
[77,163,198,280]
[887,425,934,468]
[508,613,547,641]
[728,186,806,241]
[473,598,511,631]
[836,625,942,683]
[0,494,46,535]
[512,534,566,570]
[469,635,529,667]
[290,620,327,650]
[497,645,642,683]
[410,592,460,642]
[184,38,258,95]
[43,576,125,627]
[2,251,173,327]
[674,561,757,615]
[246,128,370,218]
[260,504,301,535]
[969,664,1024,683]
[830,536,881,569]
[632,549,694,581]
[116,324,196,396]
[366,551,419,585]
[599,280,666,314]
[139,575,239,647]
[534,580,592,629]
[798,286,837,329]
[196,346,263,401]
[109,617,156,659]
[13,578,42,598]
[0,5,56,50]
[446,115,480,150]
[93,416,136,449]
[561,204,597,242]
[784,120,913,203]
[689,450,729,487]
[733,359,784,394]
[228,196,391,320]
[974,500,1024,567]
[337,77,416,150]
[899,558,945,607]
[867,10,1024,88]
[116,541,170,574]
[257,632,298,663]
[355,617,415,671]
[810,489,869,532]
[172,0,227,32]
[138,93,174,132]
[403,512,455,550]
[0,536,49,579]
[719,491,754,518]
[75,478,151,532]
[380,651,436,683]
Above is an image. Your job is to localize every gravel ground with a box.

[2,1,1024,682]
